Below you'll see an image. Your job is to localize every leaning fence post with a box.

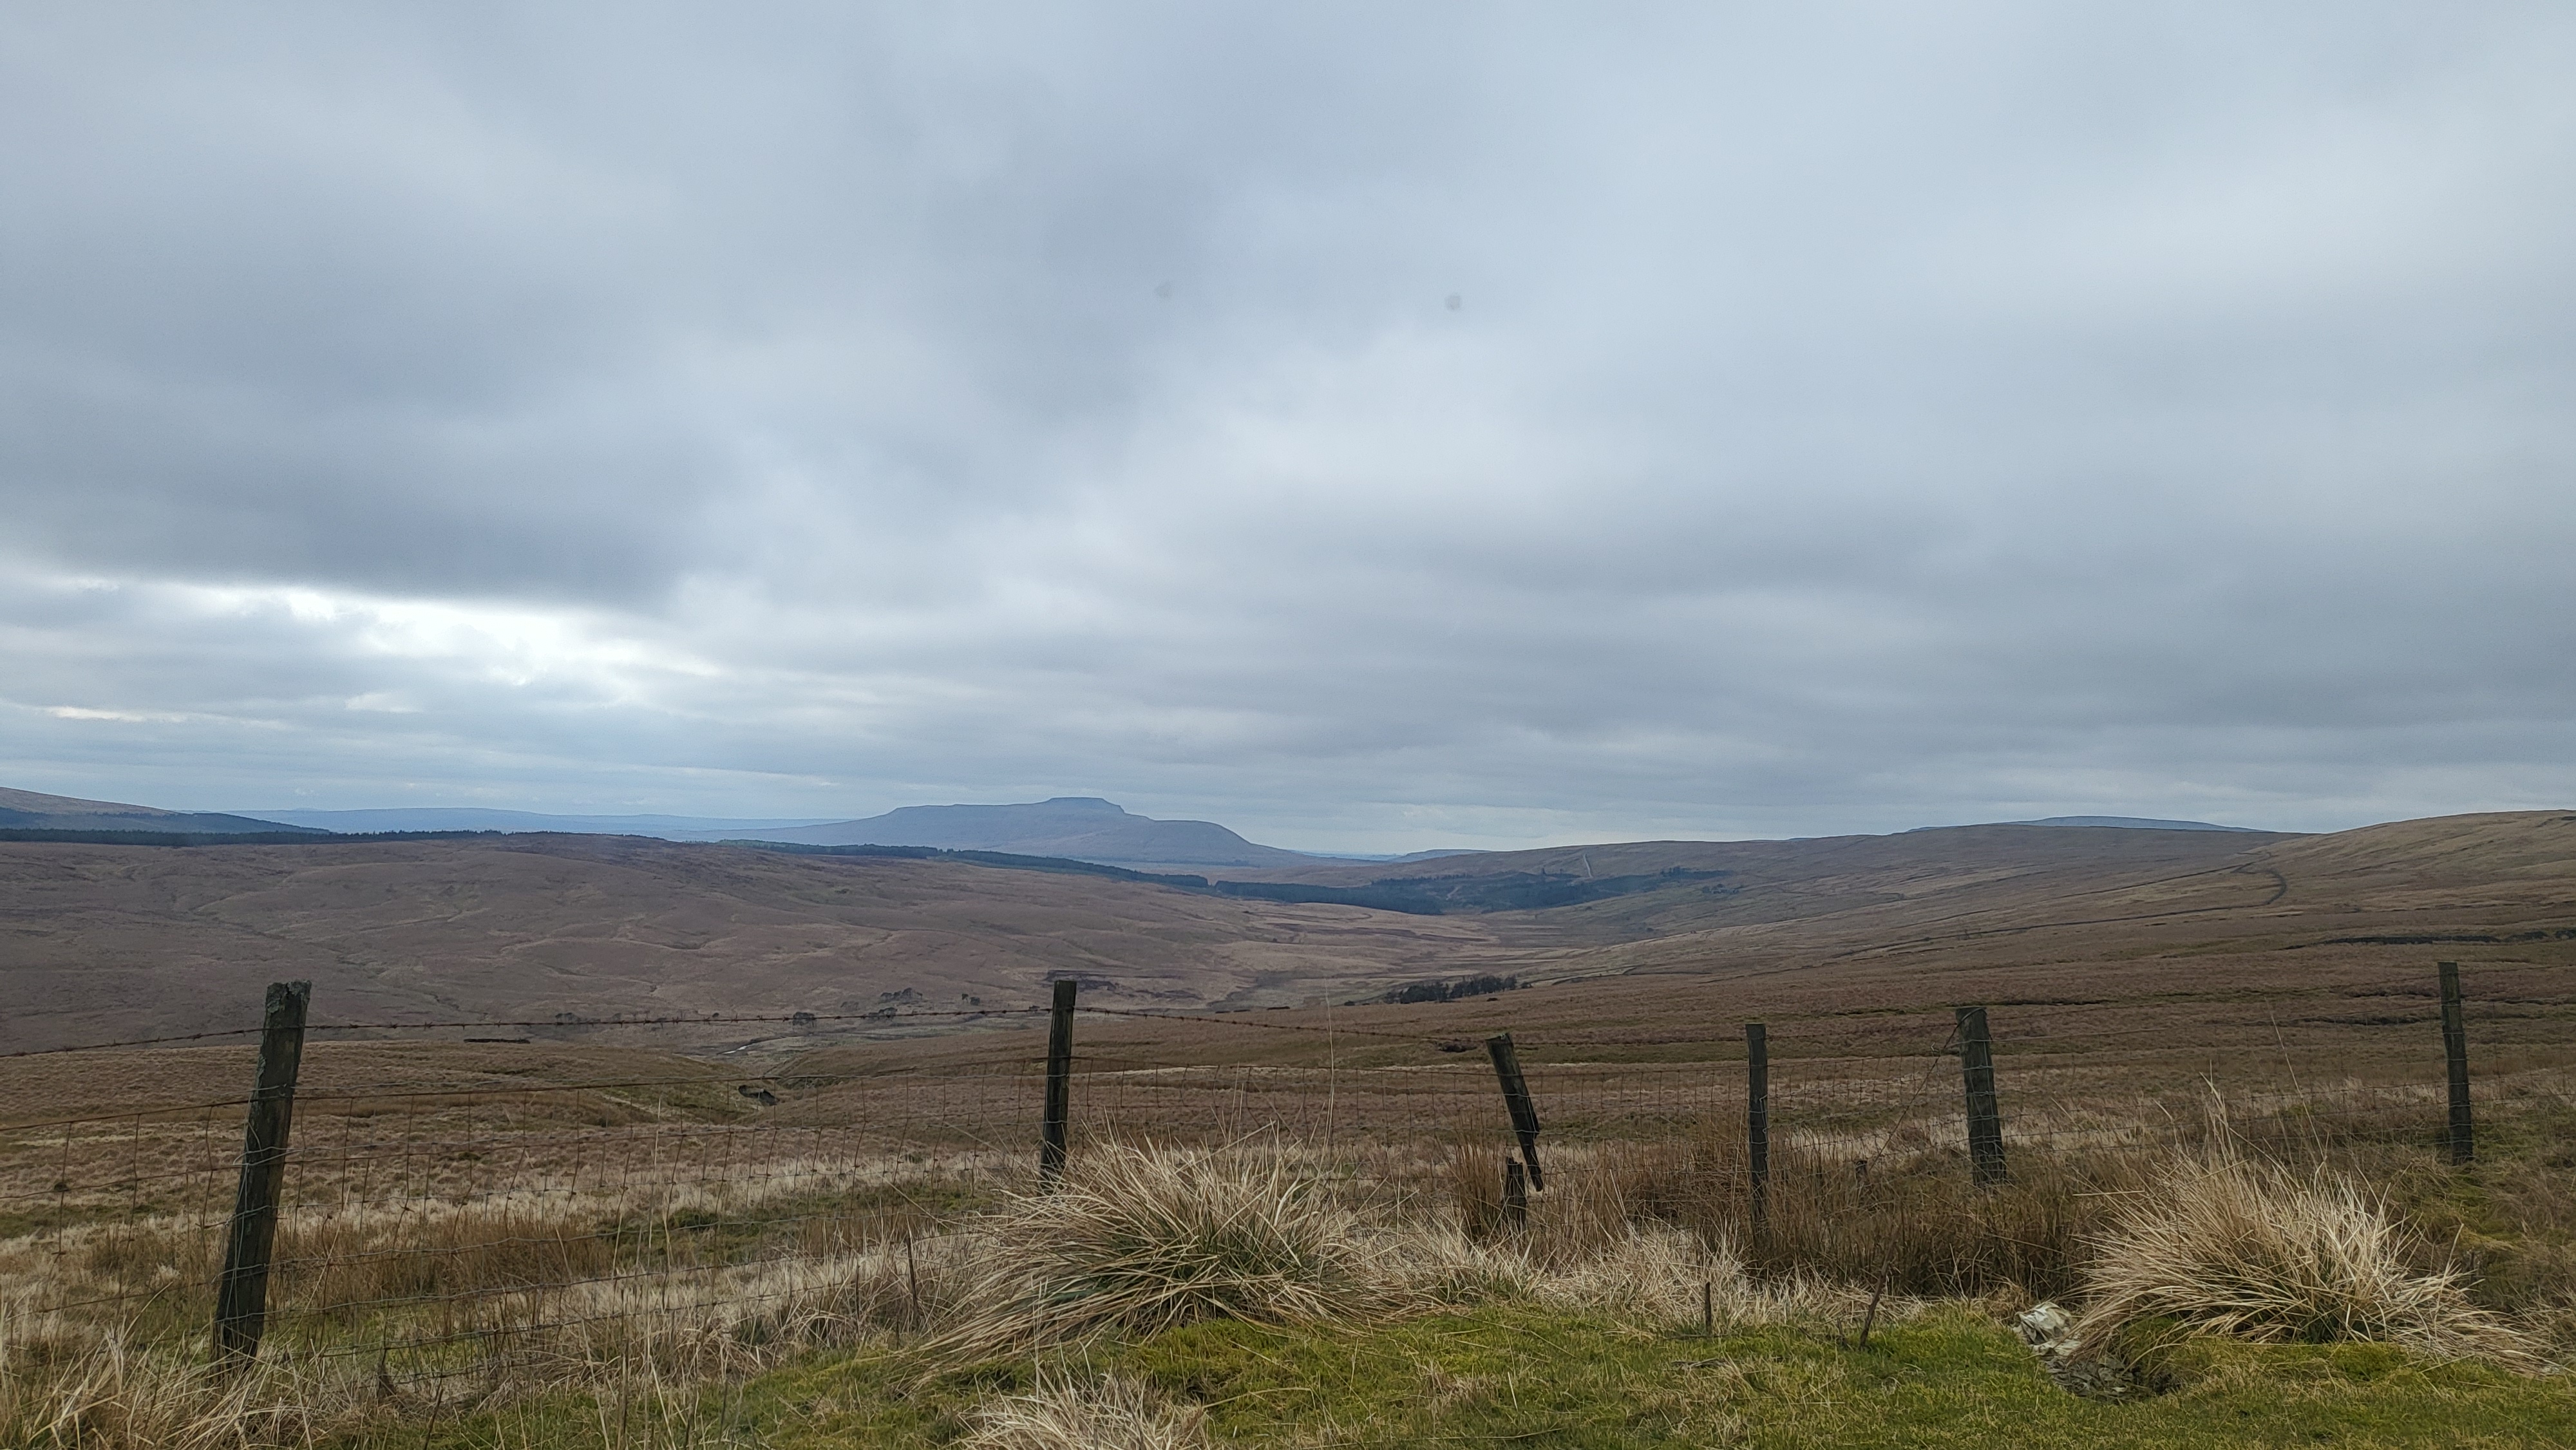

[2439,961,2474,1165]
[1745,1022,1770,1235]
[214,980,311,1361]
[1955,1006,2007,1186]
[1040,979,1077,1183]
[1483,1031,1544,1191]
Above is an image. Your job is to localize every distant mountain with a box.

[1,786,326,836]
[2009,815,2266,833]
[240,807,839,837]
[727,796,1317,869]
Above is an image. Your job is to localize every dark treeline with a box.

[1383,974,1522,1004]
[1211,865,1727,916]
[730,840,1212,888]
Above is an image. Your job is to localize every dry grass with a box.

[0,1153,991,1448]
[1457,1127,2145,1302]
[1390,1219,1872,1333]
[0,1312,381,1450]
[2072,1148,2528,1364]
[960,1373,1211,1450]
[6,1075,2570,1445]
[935,1142,1383,1359]
[930,1139,1879,1368]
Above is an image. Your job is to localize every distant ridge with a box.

[23,784,2278,860]
[4,806,2552,1053]
[241,807,838,837]
[0,786,325,836]
[728,796,1317,869]
[2009,815,2269,833]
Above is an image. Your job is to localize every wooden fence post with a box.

[1040,979,1077,1183]
[1745,1022,1770,1235]
[1955,1006,2007,1187]
[2439,961,2474,1165]
[214,980,311,1361]
[1502,1158,1529,1229]
[1483,1032,1544,1191]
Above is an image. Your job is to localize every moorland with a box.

[3,807,2573,1447]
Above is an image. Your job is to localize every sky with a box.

[4,3,2573,853]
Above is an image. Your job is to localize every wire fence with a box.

[3,959,2570,1402]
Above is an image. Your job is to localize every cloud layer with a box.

[5,3,2573,849]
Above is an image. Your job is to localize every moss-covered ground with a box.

[383,1304,2573,1448]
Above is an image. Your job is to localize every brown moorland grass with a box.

[6,1104,2571,1447]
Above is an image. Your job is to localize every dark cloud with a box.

[3,3,2573,849]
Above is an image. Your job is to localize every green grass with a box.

[377,1304,2575,1449]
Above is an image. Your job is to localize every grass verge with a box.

[384,1303,2576,1449]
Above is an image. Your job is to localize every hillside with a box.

[7,814,2575,1450]
[0,785,323,836]
[0,832,1502,1051]
[3,811,2569,1055]
[237,807,838,836]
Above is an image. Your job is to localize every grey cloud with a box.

[3,3,2574,849]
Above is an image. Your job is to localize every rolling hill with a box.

[238,807,840,836]
[3,808,2568,1055]
[0,786,325,837]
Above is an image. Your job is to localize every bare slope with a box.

[0,786,322,836]
[0,833,1502,1051]
[3,812,2568,1056]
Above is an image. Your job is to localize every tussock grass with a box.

[936,1142,1381,1358]
[0,1313,381,1450]
[2073,1149,2528,1364]
[933,1139,1870,1368]
[960,1373,1211,1450]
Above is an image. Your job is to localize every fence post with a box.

[1483,1032,1544,1191]
[2439,961,2474,1165]
[214,980,311,1361]
[1955,1006,2007,1187]
[1501,1158,1529,1229]
[1745,1022,1770,1235]
[1040,979,1077,1183]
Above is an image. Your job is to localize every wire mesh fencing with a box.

[3,957,2570,1402]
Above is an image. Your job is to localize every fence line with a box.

[3,960,2566,1395]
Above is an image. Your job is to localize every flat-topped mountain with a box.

[232,795,1321,870]
[726,796,1317,869]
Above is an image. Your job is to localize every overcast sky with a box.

[4,3,2573,851]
